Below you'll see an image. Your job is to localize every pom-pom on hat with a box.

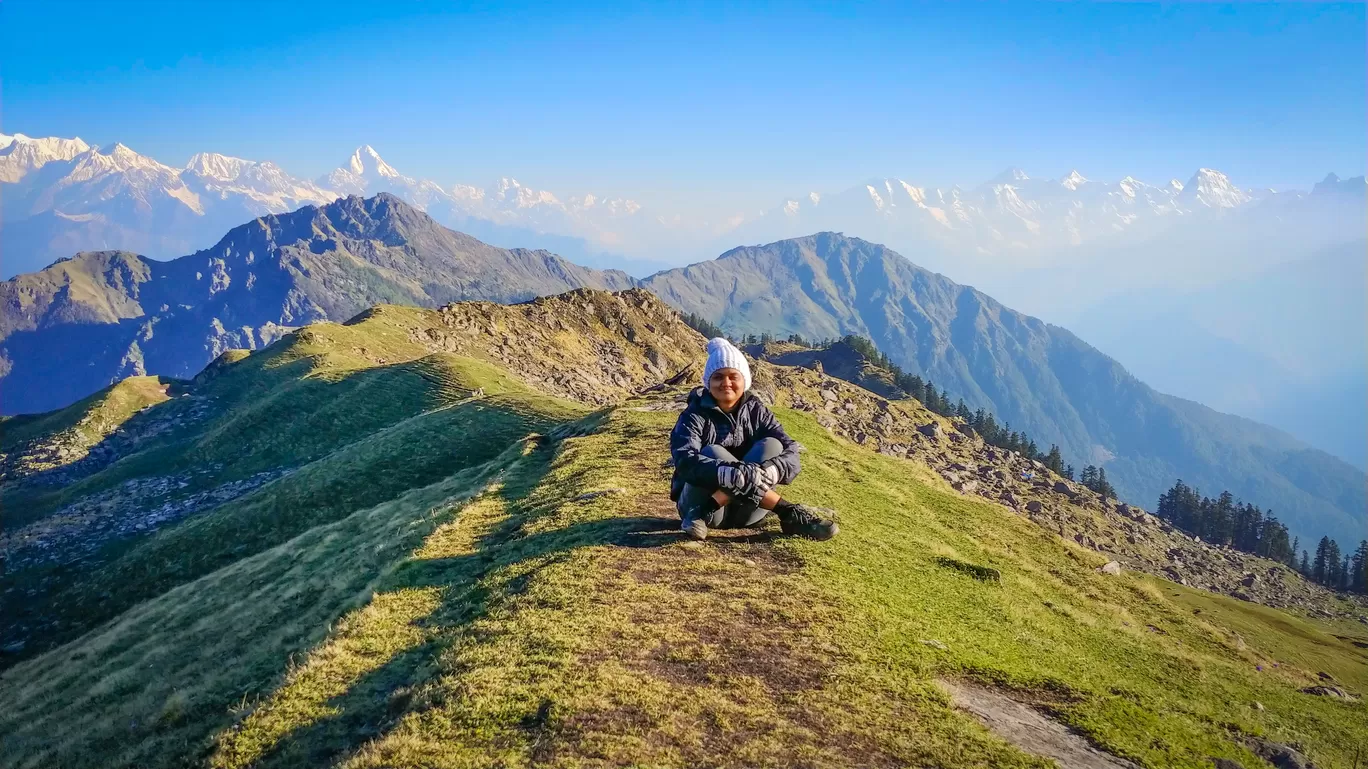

[702,337,752,391]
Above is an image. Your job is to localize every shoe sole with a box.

[784,521,839,541]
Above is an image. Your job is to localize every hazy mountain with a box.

[0,194,632,415]
[640,232,1367,546]
[1068,239,1368,469]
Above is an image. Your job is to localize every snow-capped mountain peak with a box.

[185,152,253,181]
[1180,167,1250,208]
[348,145,399,179]
[0,133,93,183]
[494,177,561,208]
[1061,169,1089,190]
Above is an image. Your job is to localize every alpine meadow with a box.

[2,3,1366,768]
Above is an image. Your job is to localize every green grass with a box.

[4,336,1365,768]
[0,375,173,454]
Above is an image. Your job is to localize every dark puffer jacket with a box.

[669,387,802,501]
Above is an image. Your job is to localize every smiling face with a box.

[708,367,746,411]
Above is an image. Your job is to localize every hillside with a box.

[3,289,1365,769]
[0,193,632,415]
[640,232,1368,547]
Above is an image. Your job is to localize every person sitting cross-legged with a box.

[669,337,839,542]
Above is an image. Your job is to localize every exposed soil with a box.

[939,678,1140,769]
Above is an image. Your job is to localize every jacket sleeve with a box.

[670,410,725,487]
[754,405,802,484]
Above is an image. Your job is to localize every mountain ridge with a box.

[640,231,1367,546]
[3,283,1364,768]
[0,193,632,415]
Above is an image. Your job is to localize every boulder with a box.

[1026,500,1043,513]
[952,479,979,494]
[1301,685,1358,701]
[917,422,941,438]
[1099,561,1123,576]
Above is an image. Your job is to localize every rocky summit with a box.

[2,288,1364,769]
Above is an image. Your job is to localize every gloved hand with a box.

[717,463,757,495]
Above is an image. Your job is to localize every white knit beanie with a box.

[702,337,752,391]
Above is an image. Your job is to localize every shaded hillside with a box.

[0,193,632,415]
[2,288,1364,769]
[641,233,1368,547]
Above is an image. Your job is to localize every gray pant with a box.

[676,438,784,529]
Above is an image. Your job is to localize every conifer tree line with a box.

[1156,479,1368,593]
[686,322,1367,594]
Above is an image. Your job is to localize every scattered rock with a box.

[1252,701,1264,711]
[740,558,756,567]
[1210,759,1244,769]
[918,639,948,650]
[952,479,979,493]
[1026,500,1043,513]
[1244,736,1316,769]
[1099,561,1122,576]
[1301,685,1358,701]
[917,422,941,438]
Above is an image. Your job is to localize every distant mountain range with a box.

[0,134,658,278]
[0,193,630,415]
[1,194,1362,547]
[5,131,1363,282]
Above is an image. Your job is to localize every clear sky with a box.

[4,1,1364,212]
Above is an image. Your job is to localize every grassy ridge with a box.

[7,399,1362,768]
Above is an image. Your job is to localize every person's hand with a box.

[757,462,780,492]
[717,464,745,493]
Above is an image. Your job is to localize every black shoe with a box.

[680,507,710,541]
[778,504,839,541]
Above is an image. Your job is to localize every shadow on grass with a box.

[234,438,684,769]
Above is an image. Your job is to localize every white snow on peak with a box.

[1181,168,1250,208]
[1061,170,1089,190]
[348,145,400,179]
[783,199,801,216]
[1169,179,1184,193]
[866,184,885,210]
[0,133,92,182]
[185,152,252,181]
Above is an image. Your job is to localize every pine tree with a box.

[1313,537,1331,584]
[1299,550,1310,575]
[955,400,971,421]
[1045,445,1064,474]
[1326,539,1343,587]
[1095,467,1115,500]
[1063,464,1075,481]
[1351,541,1368,593]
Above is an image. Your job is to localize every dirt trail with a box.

[939,679,1140,769]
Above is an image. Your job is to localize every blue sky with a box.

[4,1,1364,211]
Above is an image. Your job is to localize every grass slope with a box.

[4,396,1364,768]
